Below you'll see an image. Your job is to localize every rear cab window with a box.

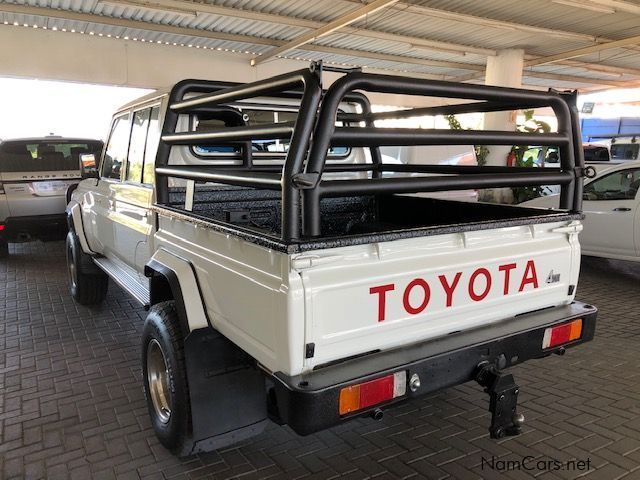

[191,107,349,159]
[124,105,161,185]
[127,109,151,183]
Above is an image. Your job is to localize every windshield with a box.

[0,140,103,172]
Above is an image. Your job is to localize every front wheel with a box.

[142,301,192,453]
[66,231,108,305]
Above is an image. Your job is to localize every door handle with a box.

[613,207,632,212]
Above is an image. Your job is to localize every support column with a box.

[481,49,524,203]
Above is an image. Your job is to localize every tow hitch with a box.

[475,362,525,439]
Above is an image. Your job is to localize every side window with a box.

[610,144,639,161]
[127,108,151,183]
[102,114,131,180]
[142,106,160,185]
[584,169,640,201]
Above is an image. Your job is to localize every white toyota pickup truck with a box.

[66,64,597,456]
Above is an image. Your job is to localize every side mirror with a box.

[80,153,99,179]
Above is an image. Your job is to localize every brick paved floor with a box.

[1,241,640,480]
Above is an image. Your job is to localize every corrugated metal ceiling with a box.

[1,0,640,90]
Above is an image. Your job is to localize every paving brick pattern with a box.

[1,241,640,479]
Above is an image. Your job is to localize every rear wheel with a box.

[66,231,108,305]
[142,301,191,453]
[0,239,8,258]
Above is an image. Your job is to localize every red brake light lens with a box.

[339,371,406,415]
[0,223,5,231]
[542,319,582,349]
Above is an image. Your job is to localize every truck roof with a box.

[116,90,168,113]
[0,136,102,144]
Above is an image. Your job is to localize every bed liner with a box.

[154,199,582,254]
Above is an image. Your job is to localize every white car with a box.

[523,161,640,262]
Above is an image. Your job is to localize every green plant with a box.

[511,152,549,203]
[445,114,490,166]
[510,110,552,203]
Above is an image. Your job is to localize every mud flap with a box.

[180,328,268,456]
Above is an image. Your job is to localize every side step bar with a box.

[93,257,150,306]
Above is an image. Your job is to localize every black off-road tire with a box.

[142,301,192,454]
[66,231,108,305]
[0,239,8,258]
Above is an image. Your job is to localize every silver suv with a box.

[0,136,103,256]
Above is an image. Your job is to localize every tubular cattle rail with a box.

[155,62,585,242]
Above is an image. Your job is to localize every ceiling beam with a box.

[101,0,640,76]
[525,33,640,66]
[100,0,495,56]
[455,69,627,88]
[558,59,640,76]
[550,0,617,14]
[0,2,276,45]
[523,70,633,87]
[0,3,483,73]
[301,44,485,71]
[346,0,603,43]
[3,2,639,90]
[574,0,640,14]
[250,0,399,66]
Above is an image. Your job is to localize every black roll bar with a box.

[302,72,580,237]
[330,128,571,147]
[154,65,584,242]
[337,100,549,123]
[156,66,322,239]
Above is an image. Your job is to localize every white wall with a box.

[0,25,445,108]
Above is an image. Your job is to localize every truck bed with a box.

[160,186,581,253]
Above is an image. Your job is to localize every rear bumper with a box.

[271,301,597,435]
[0,214,68,241]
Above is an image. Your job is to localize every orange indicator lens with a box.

[339,371,407,416]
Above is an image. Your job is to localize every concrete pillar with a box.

[481,49,524,203]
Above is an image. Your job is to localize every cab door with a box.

[581,167,640,258]
[82,113,131,254]
[112,105,161,277]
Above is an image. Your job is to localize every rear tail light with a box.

[0,223,5,231]
[339,371,406,415]
[542,319,582,349]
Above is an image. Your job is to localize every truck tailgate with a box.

[296,221,581,369]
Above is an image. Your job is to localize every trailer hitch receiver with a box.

[475,362,524,439]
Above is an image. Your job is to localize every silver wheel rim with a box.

[147,339,172,424]
[67,243,77,288]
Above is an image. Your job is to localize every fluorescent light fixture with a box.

[98,0,198,18]
[410,44,468,56]
[551,0,615,14]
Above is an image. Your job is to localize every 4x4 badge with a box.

[546,270,561,284]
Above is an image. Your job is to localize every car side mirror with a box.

[80,154,99,179]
